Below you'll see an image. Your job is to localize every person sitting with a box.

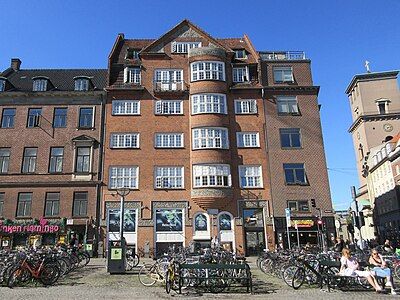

[339,248,382,293]
[334,237,344,253]
[369,249,397,295]
[383,239,394,254]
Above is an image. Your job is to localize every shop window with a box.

[194,213,208,231]
[155,209,183,232]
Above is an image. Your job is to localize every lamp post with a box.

[116,188,130,241]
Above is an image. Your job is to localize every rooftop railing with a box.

[260,51,306,61]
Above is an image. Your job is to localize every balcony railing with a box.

[260,51,306,61]
[153,81,186,92]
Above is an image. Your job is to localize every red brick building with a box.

[102,20,334,256]
[0,59,106,249]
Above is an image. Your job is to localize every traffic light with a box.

[359,211,365,227]
[311,199,316,208]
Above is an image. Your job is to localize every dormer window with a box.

[125,48,140,59]
[234,49,247,59]
[0,79,5,92]
[74,78,89,91]
[172,42,201,53]
[32,78,48,91]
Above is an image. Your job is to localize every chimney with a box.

[11,58,21,71]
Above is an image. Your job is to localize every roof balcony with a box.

[260,51,306,61]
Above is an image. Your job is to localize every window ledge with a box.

[76,127,96,130]
[71,216,89,219]
[285,182,309,186]
[154,188,185,191]
[281,147,303,150]
[15,217,32,220]
[277,113,301,116]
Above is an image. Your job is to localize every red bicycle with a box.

[8,253,60,288]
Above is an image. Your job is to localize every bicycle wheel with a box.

[7,268,23,288]
[292,268,305,290]
[138,264,158,286]
[282,265,298,287]
[166,269,172,294]
[394,264,400,281]
[40,265,60,286]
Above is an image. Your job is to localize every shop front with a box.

[0,218,64,249]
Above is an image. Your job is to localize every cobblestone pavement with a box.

[0,258,398,299]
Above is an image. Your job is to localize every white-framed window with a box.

[125,48,140,59]
[232,67,249,83]
[191,93,227,114]
[234,49,247,59]
[155,133,184,148]
[276,96,299,114]
[74,78,89,91]
[155,100,183,115]
[193,164,231,188]
[124,67,141,84]
[273,67,294,83]
[239,165,263,188]
[234,99,257,114]
[109,166,139,189]
[0,79,5,92]
[237,132,260,148]
[112,100,140,115]
[154,166,184,189]
[192,127,229,149]
[172,42,201,53]
[191,61,225,82]
[32,79,48,91]
[154,69,183,83]
[110,133,139,149]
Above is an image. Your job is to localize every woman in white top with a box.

[339,248,381,292]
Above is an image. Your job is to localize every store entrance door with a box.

[245,230,265,256]
[243,208,265,256]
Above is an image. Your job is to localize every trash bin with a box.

[107,239,126,274]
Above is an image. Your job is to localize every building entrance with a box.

[243,208,265,256]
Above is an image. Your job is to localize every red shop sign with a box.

[0,218,60,234]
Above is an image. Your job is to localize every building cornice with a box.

[0,181,102,188]
[345,70,399,94]
[348,112,400,133]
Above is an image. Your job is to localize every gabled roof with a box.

[2,69,107,92]
[141,19,232,53]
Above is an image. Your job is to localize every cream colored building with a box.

[346,70,400,241]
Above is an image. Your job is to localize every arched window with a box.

[218,213,232,231]
[194,213,208,231]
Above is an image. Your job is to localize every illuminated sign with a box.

[0,218,60,234]
[291,219,314,228]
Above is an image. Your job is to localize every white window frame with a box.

[191,93,227,115]
[124,67,141,84]
[234,49,247,59]
[154,69,183,83]
[239,165,263,188]
[273,67,294,83]
[32,79,47,91]
[190,61,225,82]
[171,42,201,53]
[112,100,140,115]
[232,66,249,83]
[110,133,140,149]
[155,133,184,148]
[0,79,5,92]
[236,132,260,148]
[109,166,139,189]
[234,99,257,114]
[154,166,184,189]
[192,127,229,149]
[74,78,89,91]
[193,164,231,188]
[276,96,299,114]
[155,100,183,115]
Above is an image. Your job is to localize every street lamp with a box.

[116,187,130,241]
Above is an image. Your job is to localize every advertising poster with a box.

[108,209,136,232]
[194,214,207,231]
[219,213,232,230]
[156,209,183,232]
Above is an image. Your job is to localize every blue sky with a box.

[1,0,399,210]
